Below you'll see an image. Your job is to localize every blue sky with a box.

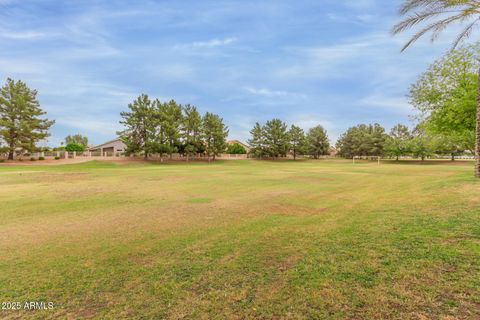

[0,0,460,146]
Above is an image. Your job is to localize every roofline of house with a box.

[88,138,123,150]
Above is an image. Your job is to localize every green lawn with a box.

[0,160,479,319]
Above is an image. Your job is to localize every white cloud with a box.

[0,29,46,40]
[244,86,306,99]
[193,37,236,48]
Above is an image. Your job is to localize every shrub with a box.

[54,156,60,160]
[226,143,247,154]
[30,157,36,161]
[65,143,85,152]
[39,156,45,160]
[0,159,4,163]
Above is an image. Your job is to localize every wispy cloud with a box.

[0,0,462,145]
[0,29,46,40]
[191,37,237,48]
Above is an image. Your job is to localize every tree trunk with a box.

[476,67,480,178]
[451,153,455,161]
[421,155,425,162]
[8,150,14,160]
[293,150,296,161]
[396,155,399,161]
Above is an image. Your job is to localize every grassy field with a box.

[0,159,479,319]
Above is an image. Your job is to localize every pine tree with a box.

[117,94,155,159]
[289,125,307,160]
[307,125,330,159]
[0,78,54,160]
[182,104,203,161]
[203,112,228,161]
[263,119,289,159]
[248,122,265,158]
[160,100,183,159]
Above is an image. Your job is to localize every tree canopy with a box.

[409,44,478,153]
[118,95,227,160]
[0,78,54,160]
[306,125,330,159]
[65,134,88,147]
[336,124,387,158]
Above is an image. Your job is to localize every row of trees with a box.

[118,95,228,160]
[0,78,54,160]
[248,119,330,159]
[334,122,469,160]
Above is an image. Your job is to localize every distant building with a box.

[88,138,126,155]
[227,140,251,153]
[329,147,338,157]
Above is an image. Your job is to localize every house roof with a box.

[88,138,125,150]
[227,140,250,149]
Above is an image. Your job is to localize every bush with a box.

[65,143,85,152]
[226,143,247,154]
[30,157,36,161]
[54,156,60,160]
[38,156,45,160]
[0,159,4,163]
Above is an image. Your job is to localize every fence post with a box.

[73,151,76,159]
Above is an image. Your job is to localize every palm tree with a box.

[392,0,480,177]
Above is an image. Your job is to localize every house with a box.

[329,147,338,157]
[88,138,126,155]
[227,140,251,153]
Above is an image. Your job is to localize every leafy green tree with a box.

[306,125,330,159]
[248,122,265,158]
[203,112,228,161]
[436,133,466,161]
[263,119,290,159]
[409,128,437,161]
[289,125,307,160]
[118,94,156,159]
[0,78,54,160]
[226,143,247,154]
[385,124,412,161]
[392,0,480,176]
[409,45,477,153]
[65,143,85,152]
[65,134,88,147]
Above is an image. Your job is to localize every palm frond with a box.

[394,0,480,51]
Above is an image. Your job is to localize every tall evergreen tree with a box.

[182,104,203,161]
[306,125,330,159]
[289,125,307,160]
[203,112,228,161]
[160,100,183,159]
[0,78,54,160]
[263,119,289,159]
[118,94,155,159]
[248,122,265,158]
[336,124,387,158]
